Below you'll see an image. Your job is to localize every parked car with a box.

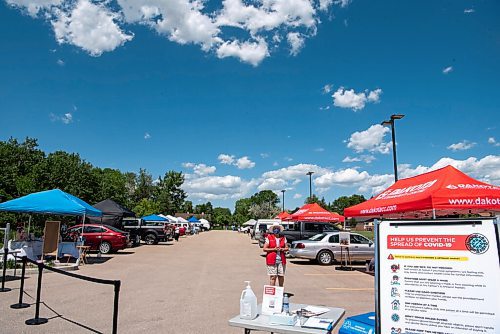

[289,232,374,265]
[64,224,128,254]
[281,221,340,244]
[121,217,172,245]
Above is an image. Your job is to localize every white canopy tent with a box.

[166,215,178,223]
[242,219,256,226]
[176,217,188,223]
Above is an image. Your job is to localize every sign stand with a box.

[375,218,499,334]
[335,246,354,271]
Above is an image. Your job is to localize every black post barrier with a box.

[0,247,11,292]
[11,256,30,309]
[25,263,48,325]
[112,281,121,334]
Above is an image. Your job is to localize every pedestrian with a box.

[263,222,288,287]
[174,225,180,242]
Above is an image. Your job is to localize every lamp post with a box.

[306,171,314,200]
[381,114,405,182]
[281,190,286,212]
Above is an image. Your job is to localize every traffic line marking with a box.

[325,288,374,291]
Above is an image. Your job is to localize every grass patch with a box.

[356,231,374,240]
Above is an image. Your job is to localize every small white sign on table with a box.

[262,285,284,315]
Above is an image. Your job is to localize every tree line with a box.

[0,137,366,228]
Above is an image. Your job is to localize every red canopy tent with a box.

[344,165,500,218]
[275,211,292,220]
[288,203,345,222]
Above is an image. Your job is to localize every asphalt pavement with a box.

[0,231,374,333]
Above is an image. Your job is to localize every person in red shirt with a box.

[263,222,289,287]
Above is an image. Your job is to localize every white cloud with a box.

[347,124,391,154]
[284,157,293,162]
[183,162,216,176]
[487,137,500,147]
[447,140,476,151]
[273,161,279,167]
[314,148,325,152]
[144,132,151,139]
[464,8,475,14]
[52,0,133,57]
[334,0,351,8]
[287,32,305,56]
[183,175,256,200]
[218,154,235,165]
[56,59,65,66]
[216,38,269,66]
[258,177,287,191]
[442,66,453,74]
[322,84,333,94]
[218,154,255,169]
[262,163,329,181]
[293,193,302,199]
[260,153,270,158]
[319,106,330,110]
[342,155,376,164]
[236,156,256,169]
[49,112,73,124]
[332,87,383,111]
[6,0,62,16]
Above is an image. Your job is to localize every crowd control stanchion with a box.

[11,256,30,309]
[25,263,48,325]
[1,247,11,292]
[112,281,121,334]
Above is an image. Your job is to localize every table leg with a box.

[14,256,17,277]
[244,328,251,334]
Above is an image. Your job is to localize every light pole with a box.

[306,171,314,200]
[281,190,286,212]
[381,114,405,182]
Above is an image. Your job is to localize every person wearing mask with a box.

[263,222,289,287]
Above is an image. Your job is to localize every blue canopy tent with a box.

[0,189,102,234]
[188,216,200,223]
[142,214,167,222]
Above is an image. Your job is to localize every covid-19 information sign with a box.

[376,219,499,334]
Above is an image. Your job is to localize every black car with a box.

[120,218,172,245]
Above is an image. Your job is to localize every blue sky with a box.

[1,0,499,210]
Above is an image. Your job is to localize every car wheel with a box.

[317,250,333,265]
[99,241,112,254]
[144,233,157,245]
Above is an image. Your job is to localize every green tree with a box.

[248,203,280,219]
[194,202,213,216]
[305,194,328,208]
[133,198,160,217]
[133,168,154,203]
[92,168,128,204]
[154,170,187,215]
[250,190,279,206]
[329,195,367,215]
[0,137,45,199]
[212,207,232,227]
[233,198,252,223]
[182,200,193,213]
[36,151,99,203]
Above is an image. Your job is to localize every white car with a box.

[289,232,374,265]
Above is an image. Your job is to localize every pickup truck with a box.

[120,217,172,245]
[279,221,340,244]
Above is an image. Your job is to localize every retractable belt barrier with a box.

[5,255,121,334]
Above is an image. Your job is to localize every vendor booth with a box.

[88,199,135,227]
[342,165,500,334]
[275,212,291,220]
[288,203,345,223]
[0,189,102,262]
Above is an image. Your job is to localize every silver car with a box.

[289,232,374,265]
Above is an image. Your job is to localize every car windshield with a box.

[309,233,327,241]
[105,225,126,234]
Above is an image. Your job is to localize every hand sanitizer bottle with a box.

[240,281,258,320]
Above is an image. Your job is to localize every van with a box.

[254,219,282,248]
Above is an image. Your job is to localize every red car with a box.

[65,224,128,254]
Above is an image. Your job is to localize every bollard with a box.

[11,256,30,309]
[0,247,11,292]
[25,263,48,325]
[112,281,121,334]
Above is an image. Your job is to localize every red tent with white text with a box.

[344,165,500,218]
[289,203,345,222]
[275,211,292,220]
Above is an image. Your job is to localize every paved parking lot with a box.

[0,231,374,333]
